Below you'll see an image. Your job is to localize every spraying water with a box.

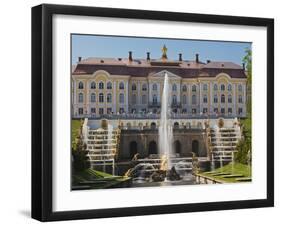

[159,73,173,171]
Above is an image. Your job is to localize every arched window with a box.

[142,84,147,91]
[173,140,181,155]
[221,94,225,103]
[119,82,124,90]
[148,141,157,155]
[203,84,208,91]
[129,141,138,159]
[221,84,225,91]
[152,94,157,103]
[182,85,187,92]
[119,93,124,103]
[99,82,104,89]
[78,93,83,103]
[90,81,96,89]
[238,95,243,103]
[90,93,95,103]
[228,84,232,91]
[228,94,232,103]
[238,84,243,92]
[107,82,112,89]
[192,95,196,105]
[182,95,187,104]
[152,83,157,91]
[214,84,218,91]
[172,84,177,91]
[78,81,84,89]
[142,95,147,104]
[99,93,104,103]
[214,95,218,103]
[192,85,197,92]
[203,95,208,103]
[132,94,137,104]
[107,93,112,103]
[192,140,199,156]
[132,83,137,91]
[172,95,177,104]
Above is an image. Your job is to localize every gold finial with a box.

[161,44,168,60]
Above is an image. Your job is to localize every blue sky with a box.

[72,34,251,65]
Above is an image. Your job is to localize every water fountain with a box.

[158,72,173,171]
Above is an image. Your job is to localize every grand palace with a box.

[72,46,247,118]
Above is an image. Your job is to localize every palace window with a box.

[90,108,95,114]
[182,95,187,104]
[214,95,218,103]
[142,95,147,104]
[78,93,83,103]
[90,93,96,103]
[132,94,137,104]
[107,93,112,103]
[221,84,225,91]
[238,108,243,114]
[203,84,208,91]
[172,95,177,104]
[203,108,208,113]
[90,81,96,89]
[119,93,124,103]
[221,108,225,114]
[132,83,137,91]
[238,84,243,92]
[238,95,243,103]
[192,95,197,105]
[228,108,232,114]
[107,82,112,89]
[107,108,112,114]
[182,85,187,92]
[119,82,124,90]
[142,84,147,91]
[78,81,84,89]
[152,95,157,103]
[221,94,225,103]
[99,93,104,103]
[214,84,218,91]
[214,108,218,113]
[203,95,208,103]
[99,108,104,115]
[228,84,232,91]
[192,108,197,114]
[152,83,157,91]
[99,82,104,89]
[192,85,197,92]
[78,108,83,115]
[172,84,177,91]
[228,94,232,103]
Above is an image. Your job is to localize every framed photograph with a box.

[32,4,274,221]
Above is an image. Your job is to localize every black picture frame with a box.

[32,4,274,222]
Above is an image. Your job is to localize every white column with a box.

[113,81,116,113]
[233,83,236,116]
[199,83,202,114]
[210,82,213,114]
[125,80,129,113]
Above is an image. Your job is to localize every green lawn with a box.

[72,168,131,189]
[72,119,82,150]
[199,163,251,183]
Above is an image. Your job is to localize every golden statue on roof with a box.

[161,44,168,60]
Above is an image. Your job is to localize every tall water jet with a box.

[159,73,173,171]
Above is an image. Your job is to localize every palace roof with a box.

[72,57,246,79]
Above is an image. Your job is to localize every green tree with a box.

[235,48,252,164]
[72,129,90,172]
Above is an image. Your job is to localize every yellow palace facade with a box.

[72,50,247,118]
